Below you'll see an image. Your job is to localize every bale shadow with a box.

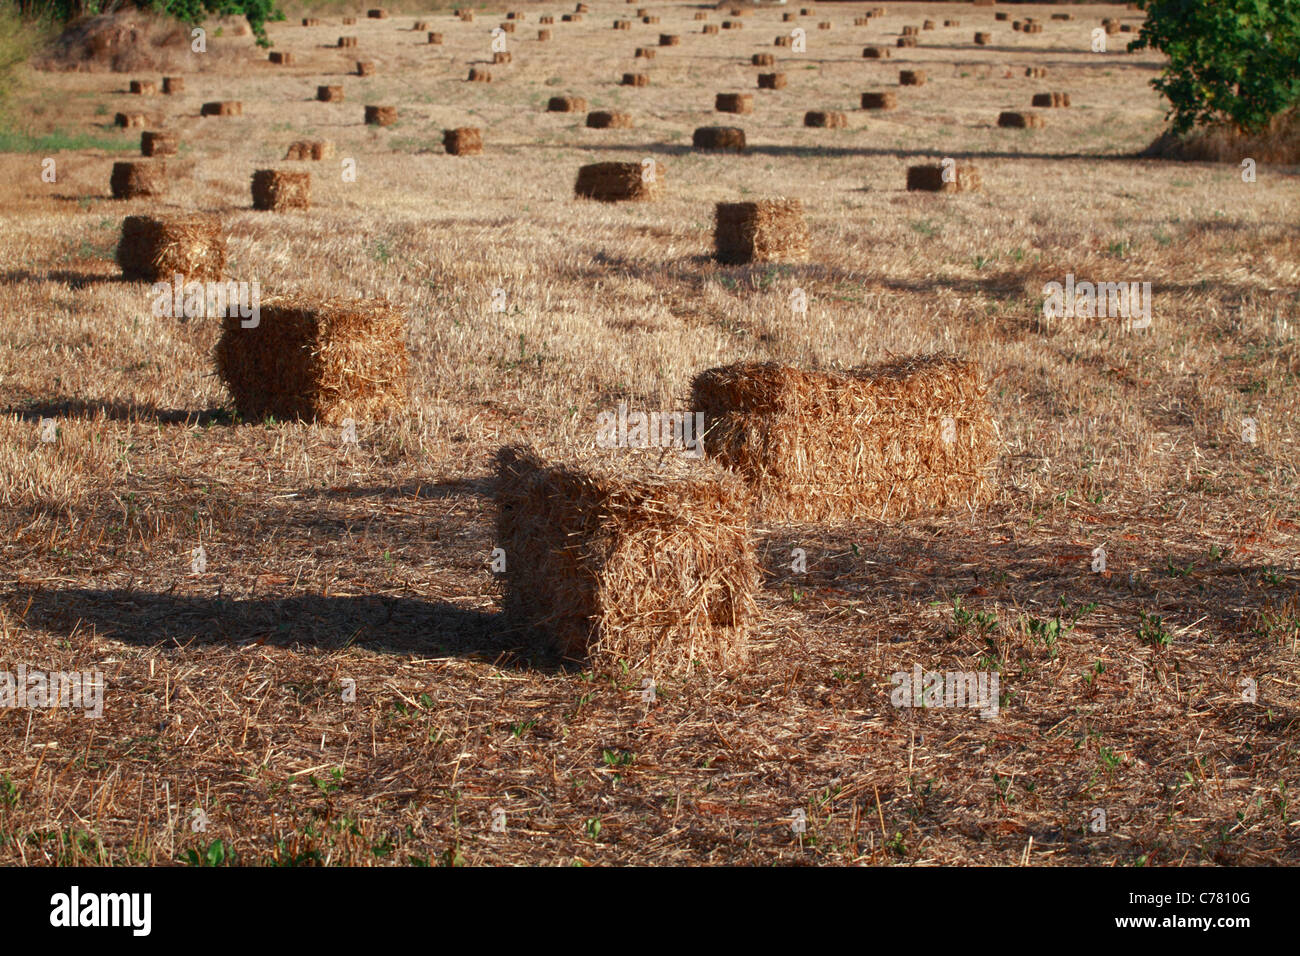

[0,269,130,289]
[3,397,231,427]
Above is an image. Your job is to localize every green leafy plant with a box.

[1130,0,1300,134]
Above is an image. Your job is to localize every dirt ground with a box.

[0,1,1297,865]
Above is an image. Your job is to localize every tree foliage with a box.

[14,0,284,46]
[1130,0,1300,134]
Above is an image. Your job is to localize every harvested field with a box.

[2,0,1299,875]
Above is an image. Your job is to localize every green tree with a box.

[1129,0,1300,134]
[14,1,283,46]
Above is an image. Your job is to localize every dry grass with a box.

[0,1,1297,867]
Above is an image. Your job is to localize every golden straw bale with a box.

[284,140,334,160]
[622,72,649,86]
[493,445,758,676]
[713,199,808,265]
[974,31,991,44]
[635,47,656,58]
[862,45,889,58]
[268,51,294,64]
[575,161,660,201]
[428,32,444,43]
[214,296,409,425]
[906,162,981,192]
[116,214,225,282]
[548,96,588,113]
[900,69,926,86]
[140,130,177,156]
[200,101,242,116]
[804,110,846,128]
[690,356,997,522]
[317,85,343,102]
[493,51,512,64]
[129,79,157,94]
[757,73,786,90]
[752,52,774,66]
[115,112,147,128]
[162,76,184,94]
[444,127,483,155]
[1031,91,1070,107]
[659,33,678,45]
[715,92,753,113]
[364,105,397,125]
[109,161,165,199]
[356,61,375,76]
[250,169,310,210]
[587,111,634,129]
[468,67,492,81]
[998,110,1045,128]
[861,91,897,110]
[693,126,746,151]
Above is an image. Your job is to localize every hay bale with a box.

[284,140,334,160]
[317,85,344,103]
[923,19,935,30]
[507,10,525,19]
[367,8,388,18]
[140,130,177,156]
[860,91,897,110]
[703,23,718,33]
[109,161,165,199]
[499,21,516,32]
[621,72,649,86]
[214,296,409,426]
[613,19,630,29]
[643,16,660,24]
[548,95,588,112]
[752,52,775,66]
[364,105,397,126]
[302,17,320,26]
[429,31,444,43]
[906,162,981,192]
[775,34,792,47]
[1031,91,1070,107]
[944,19,960,27]
[460,10,475,21]
[342,16,356,24]
[356,61,375,76]
[576,2,589,11]
[783,12,795,21]
[251,169,310,211]
[901,25,918,36]
[562,13,581,22]
[693,126,746,152]
[338,36,358,48]
[200,100,241,115]
[715,92,753,114]
[722,20,743,30]
[115,112,147,128]
[695,11,708,19]
[659,33,678,45]
[493,51,512,64]
[897,36,917,47]
[1012,20,1023,31]
[1051,12,1074,20]
[444,127,483,155]
[818,21,831,30]
[116,214,224,282]
[855,16,871,26]
[1024,66,1048,78]
[587,110,633,129]
[574,161,660,202]
[995,11,1009,21]
[540,15,555,24]
[974,31,991,44]
[493,446,758,676]
[690,356,997,522]
[899,69,926,86]
[862,46,890,58]
[269,51,295,65]
[162,76,184,94]
[757,72,787,90]
[538,28,551,40]
[468,67,492,82]
[714,199,808,265]
[635,46,656,58]
[129,79,157,95]
[804,110,846,128]
[998,110,1044,128]
[1023,21,1042,34]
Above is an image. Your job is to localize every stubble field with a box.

[0,1,1298,866]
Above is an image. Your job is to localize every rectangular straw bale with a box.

[302,17,320,26]
[443,127,483,155]
[364,105,397,125]
[538,29,551,40]
[715,92,753,113]
[862,45,889,58]
[693,126,745,151]
[356,61,375,75]
[861,91,896,109]
[752,52,774,66]
[493,445,758,676]
[804,110,846,128]
[367,8,388,18]
[695,11,708,19]
[574,161,660,201]
[643,16,660,24]
[998,110,1044,128]
[621,72,649,86]
[722,20,742,29]
[635,46,656,57]
[499,21,516,32]
[944,19,960,27]
[116,214,225,282]
[342,16,356,24]
[906,162,981,192]
[974,31,991,44]
[493,51,512,64]
[468,67,492,81]
[338,36,358,47]
[757,73,786,90]
[269,51,295,64]
[317,85,343,102]
[1031,91,1070,107]
[923,19,935,30]
[690,356,997,522]
[713,199,808,265]
[702,23,718,33]
[1023,21,1042,34]
[162,76,184,94]
[548,96,588,112]
[110,161,165,199]
[429,32,444,43]
[140,130,177,156]
[587,111,634,129]
[897,36,917,47]
[200,101,242,116]
[284,140,334,160]
[251,169,310,210]
[129,79,157,94]
[818,21,831,30]
[115,112,147,127]
[659,33,678,45]
[540,15,555,23]
[614,19,630,29]
[1024,66,1047,78]
[899,69,926,85]
[214,295,409,425]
